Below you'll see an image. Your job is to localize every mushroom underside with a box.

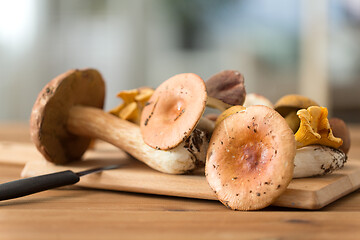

[30,69,105,164]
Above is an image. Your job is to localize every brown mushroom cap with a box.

[30,69,105,164]
[274,94,319,117]
[206,70,246,106]
[329,118,351,154]
[243,93,274,108]
[206,105,295,210]
[140,73,207,150]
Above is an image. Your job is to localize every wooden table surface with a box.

[1,122,360,240]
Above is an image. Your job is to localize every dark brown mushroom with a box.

[329,118,351,154]
[206,70,246,107]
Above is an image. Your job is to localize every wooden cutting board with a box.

[1,141,360,209]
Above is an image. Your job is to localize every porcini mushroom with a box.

[140,73,216,150]
[274,94,319,133]
[329,118,351,154]
[206,70,246,108]
[30,69,208,174]
[31,68,105,164]
[206,105,295,210]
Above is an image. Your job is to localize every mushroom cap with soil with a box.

[30,69,105,164]
[140,73,207,150]
[206,105,296,210]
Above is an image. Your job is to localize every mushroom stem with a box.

[293,145,347,178]
[206,96,232,112]
[196,117,215,135]
[67,106,208,174]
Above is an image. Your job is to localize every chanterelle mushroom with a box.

[206,105,295,210]
[295,106,343,149]
[109,87,154,124]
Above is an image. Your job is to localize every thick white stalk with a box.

[67,106,208,174]
[293,145,347,178]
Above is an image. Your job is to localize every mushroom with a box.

[30,69,208,174]
[329,118,351,154]
[215,105,246,126]
[274,94,319,133]
[294,106,343,149]
[243,93,274,108]
[210,105,347,179]
[205,105,296,210]
[109,87,154,124]
[293,145,347,178]
[140,71,248,151]
[31,68,105,164]
[206,70,246,110]
[140,73,219,151]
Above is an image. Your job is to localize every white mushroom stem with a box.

[293,145,347,178]
[67,106,208,174]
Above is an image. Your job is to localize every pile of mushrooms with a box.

[30,69,208,174]
[30,68,351,211]
[274,95,349,178]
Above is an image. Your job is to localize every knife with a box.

[0,164,121,201]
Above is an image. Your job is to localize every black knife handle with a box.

[0,170,80,201]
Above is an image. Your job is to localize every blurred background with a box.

[0,0,359,123]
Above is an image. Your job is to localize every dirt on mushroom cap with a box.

[140,73,207,150]
[205,105,295,210]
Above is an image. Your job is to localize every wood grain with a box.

[1,123,360,240]
[1,141,358,210]
[21,156,360,210]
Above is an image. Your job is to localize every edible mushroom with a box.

[30,69,208,174]
[206,70,246,108]
[206,105,295,210]
[274,94,319,133]
[294,106,343,149]
[31,68,105,164]
[329,118,351,154]
[243,93,274,108]
[141,73,217,150]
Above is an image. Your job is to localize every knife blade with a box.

[0,164,121,201]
